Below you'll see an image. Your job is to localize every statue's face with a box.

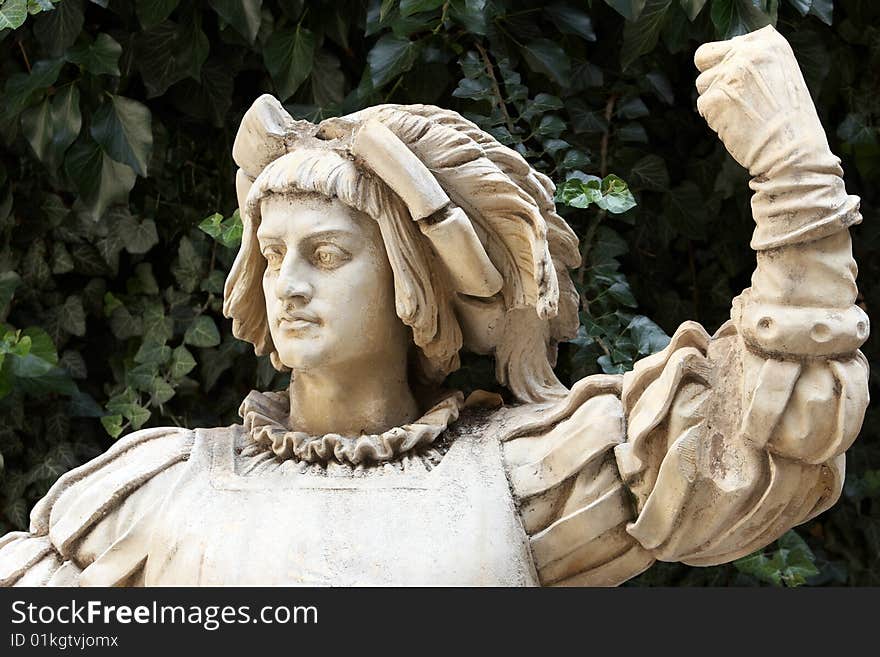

[257,193,403,372]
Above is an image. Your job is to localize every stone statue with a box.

[0,26,869,586]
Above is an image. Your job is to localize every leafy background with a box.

[0,0,877,586]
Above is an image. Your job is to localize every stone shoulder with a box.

[32,426,195,559]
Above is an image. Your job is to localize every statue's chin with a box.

[277,352,330,373]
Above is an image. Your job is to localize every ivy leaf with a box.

[132,263,160,296]
[786,0,812,14]
[69,390,104,417]
[135,341,171,365]
[66,33,123,76]
[619,97,650,119]
[90,94,153,177]
[562,149,591,169]
[626,315,671,354]
[447,0,490,35]
[399,0,445,16]
[8,352,77,396]
[532,93,565,113]
[536,114,566,138]
[1,59,64,121]
[20,98,52,163]
[59,295,86,336]
[100,414,124,438]
[568,99,608,133]
[200,270,226,294]
[599,175,638,213]
[48,85,82,167]
[21,84,81,169]
[786,0,830,22]
[663,181,706,239]
[63,137,137,222]
[646,71,675,104]
[184,315,221,348]
[0,0,27,30]
[618,122,648,142]
[149,377,175,404]
[200,337,246,391]
[170,345,197,379]
[136,18,209,97]
[198,213,224,239]
[22,327,59,365]
[545,4,596,41]
[264,24,316,101]
[622,0,673,70]
[680,0,709,20]
[557,173,637,214]
[367,33,418,88]
[127,403,151,430]
[59,349,87,379]
[208,0,262,44]
[807,0,833,25]
[838,114,877,146]
[311,51,345,107]
[734,531,819,587]
[629,154,670,191]
[33,0,84,56]
[136,0,180,29]
[172,236,204,292]
[557,173,603,208]
[0,271,21,318]
[604,0,648,20]
[29,0,55,12]
[520,39,571,86]
[127,362,159,391]
[452,76,493,102]
[199,211,242,249]
[198,58,238,127]
[608,281,638,307]
[118,213,159,254]
[710,0,775,39]
[105,387,138,415]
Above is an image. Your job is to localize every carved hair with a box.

[224,97,581,403]
[230,148,463,380]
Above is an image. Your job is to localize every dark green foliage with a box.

[0,0,876,586]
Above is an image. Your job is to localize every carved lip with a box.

[277,310,322,332]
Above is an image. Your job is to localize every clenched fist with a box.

[694,25,859,252]
[694,25,834,179]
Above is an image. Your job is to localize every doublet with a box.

[0,322,867,586]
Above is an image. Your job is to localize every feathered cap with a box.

[224,95,581,403]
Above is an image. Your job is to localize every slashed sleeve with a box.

[0,427,193,586]
[502,376,655,585]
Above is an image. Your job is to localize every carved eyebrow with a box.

[302,228,358,243]
[256,224,282,241]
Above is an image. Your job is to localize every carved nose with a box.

[275,264,313,304]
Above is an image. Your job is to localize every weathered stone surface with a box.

[0,26,868,586]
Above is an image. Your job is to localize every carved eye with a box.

[312,244,349,269]
[262,247,284,270]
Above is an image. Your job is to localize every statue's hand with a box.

[694,25,831,177]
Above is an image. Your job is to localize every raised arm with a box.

[612,25,870,565]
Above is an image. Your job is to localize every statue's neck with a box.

[287,356,418,436]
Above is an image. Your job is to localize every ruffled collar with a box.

[239,389,464,466]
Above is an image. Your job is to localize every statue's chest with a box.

[142,426,539,586]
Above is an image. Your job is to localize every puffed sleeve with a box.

[610,27,870,568]
[0,427,194,587]
[614,315,868,565]
[502,375,655,586]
